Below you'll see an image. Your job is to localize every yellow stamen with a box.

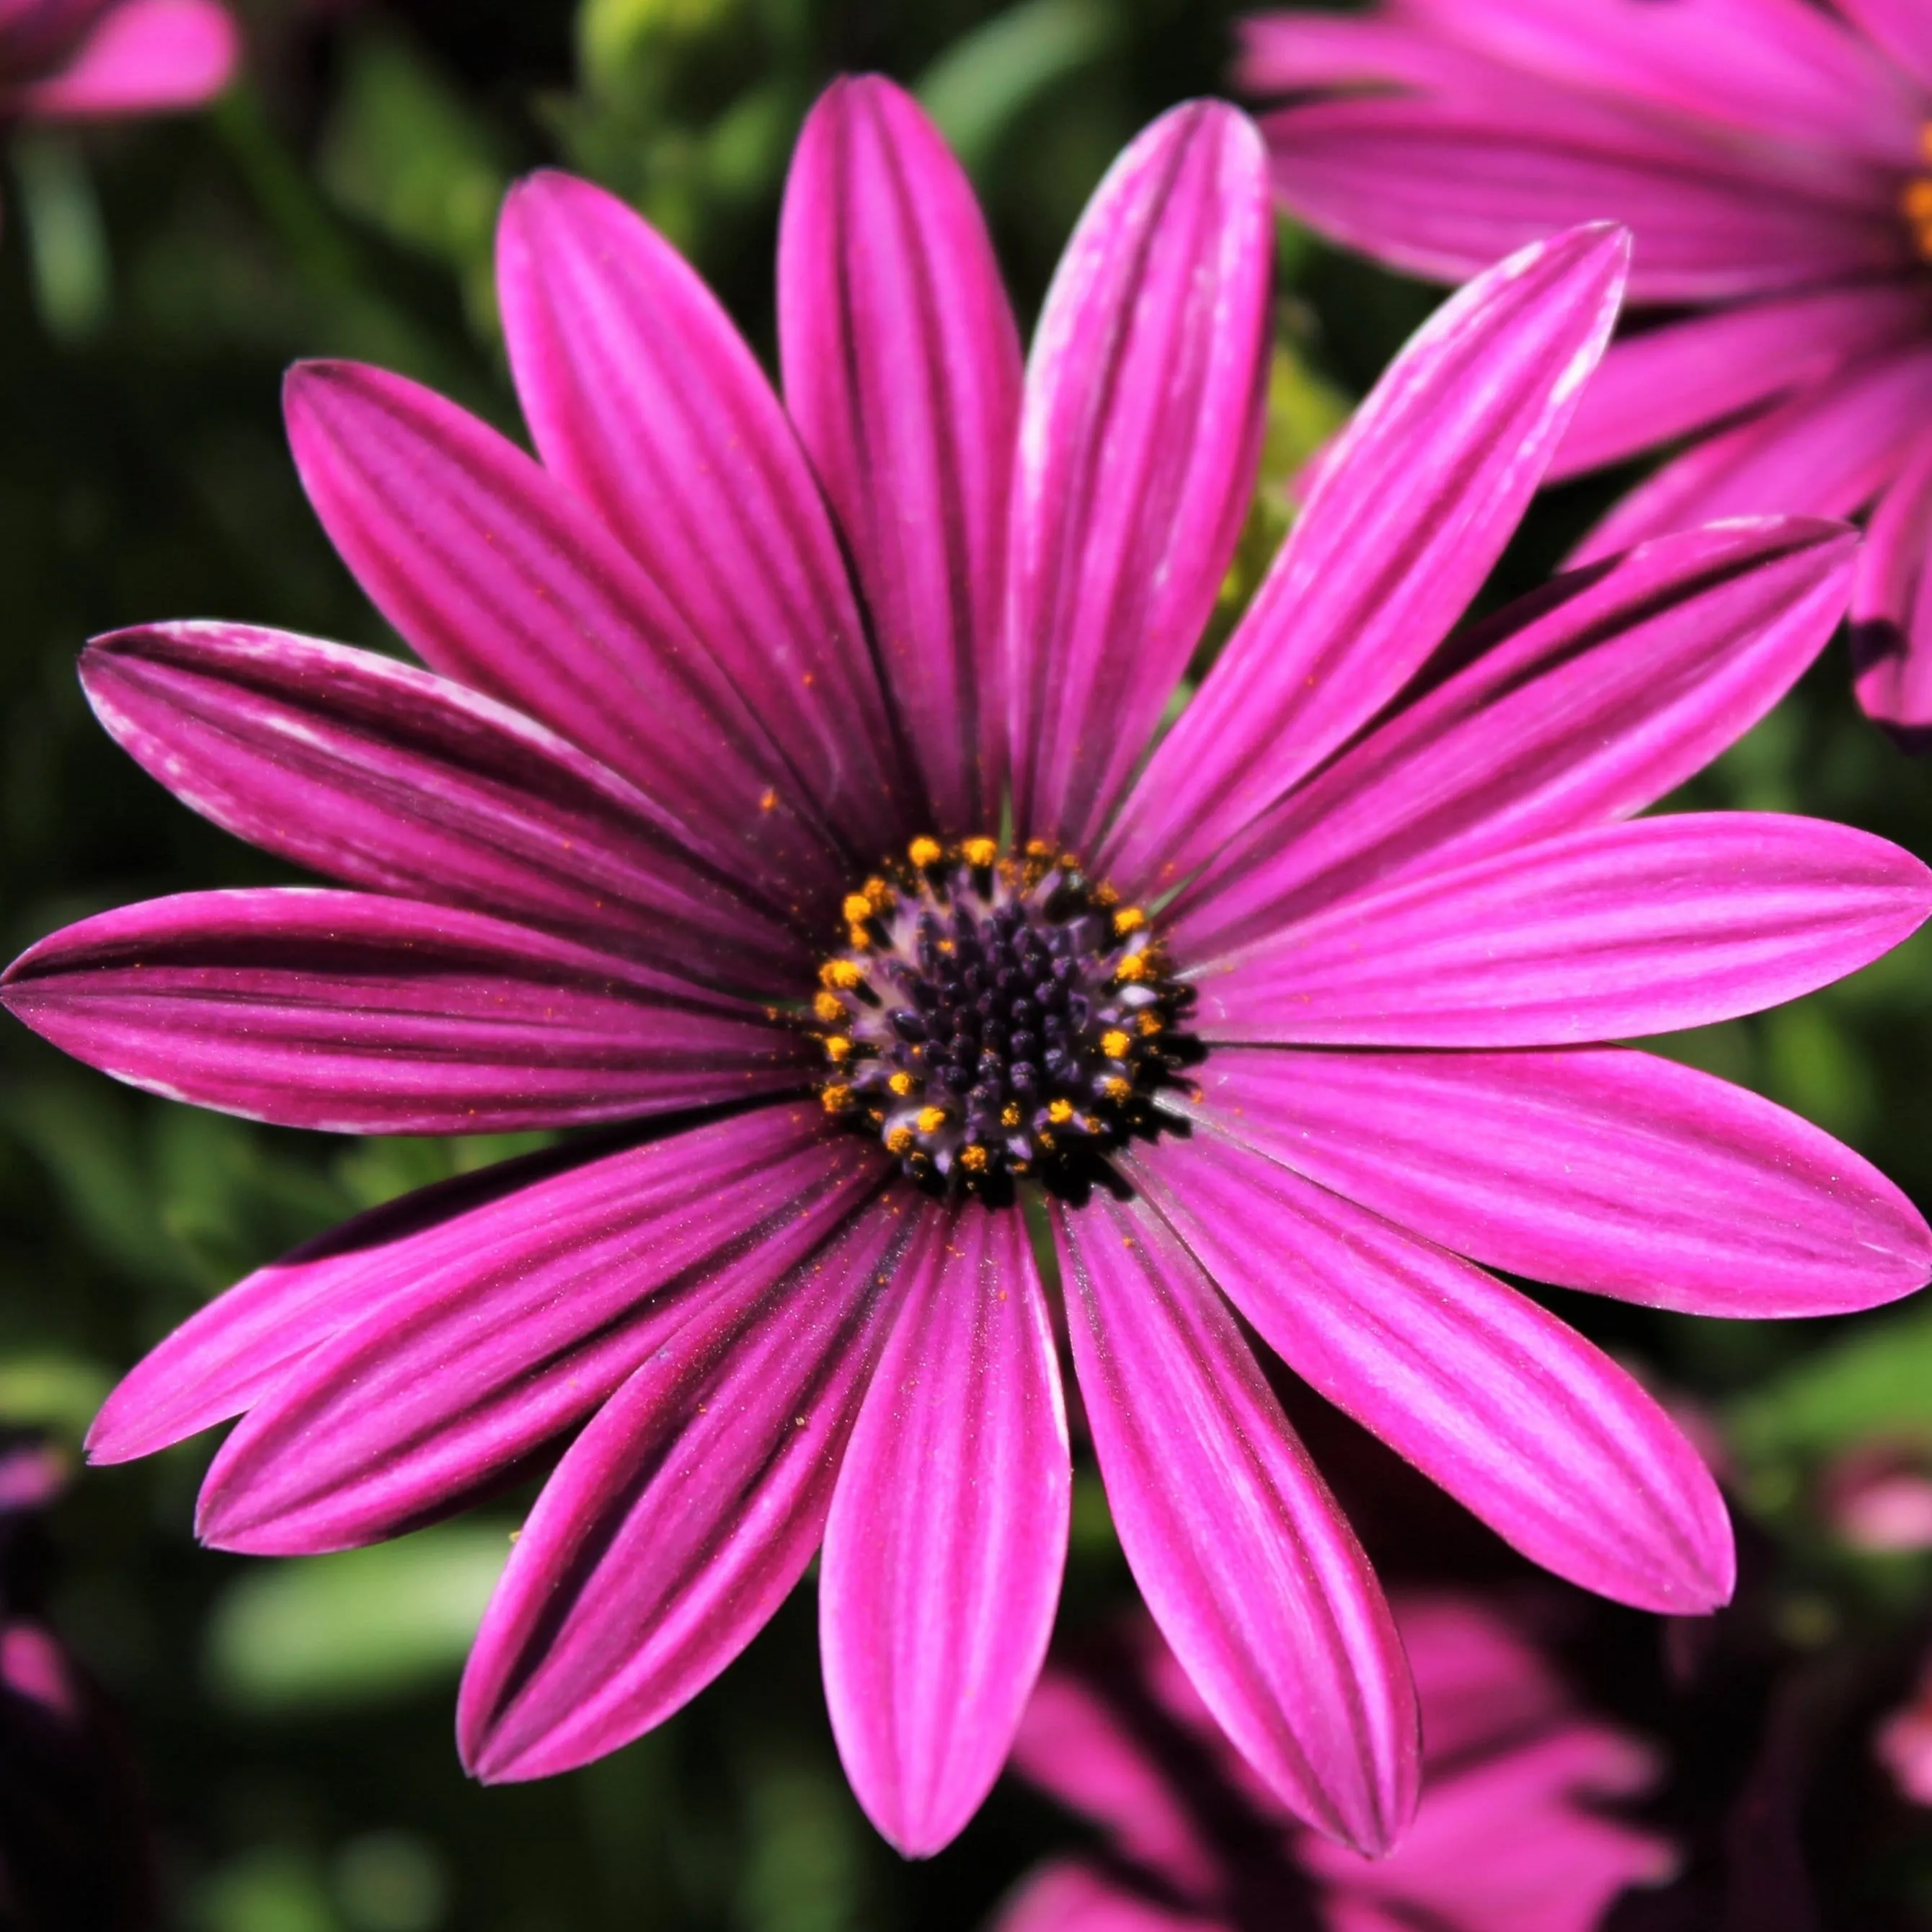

[908,836,944,868]
[959,1144,990,1173]
[961,836,998,868]
[846,925,872,950]
[863,877,893,909]
[821,1084,854,1114]
[888,1071,916,1096]
[1101,1076,1133,1103]
[1116,953,1152,983]
[1000,1102,1022,1127]
[824,1036,852,1063]
[885,1124,915,1156]
[1047,1099,1075,1126]
[842,892,876,926]
[1138,1013,1164,1037]
[1112,905,1147,936]
[813,991,846,1024]
[820,960,863,990]
[916,1105,949,1135]
[1101,1029,1132,1060]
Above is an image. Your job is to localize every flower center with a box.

[812,837,1194,1193]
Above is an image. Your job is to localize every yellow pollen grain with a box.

[1024,838,1054,859]
[1101,1076,1133,1103]
[820,1084,854,1114]
[916,1105,949,1135]
[863,877,893,909]
[1138,1014,1164,1037]
[824,1036,853,1063]
[885,1124,915,1156]
[1000,1102,1022,1127]
[842,892,876,926]
[820,960,862,990]
[813,991,846,1024]
[888,1071,916,1096]
[1047,1098,1075,1126]
[960,1144,991,1173]
[908,836,944,867]
[847,924,872,949]
[758,786,778,812]
[1116,954,1152,983]
[1907,179,1932,223]
[1101,1029,1132,1060]
[1112,905,1147,935]
[1094,883,1120,906]
[962,836,998,867]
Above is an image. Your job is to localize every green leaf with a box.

[1729,1305,1932,1467]
[12,131,111,342]
[205,1522,511,1711]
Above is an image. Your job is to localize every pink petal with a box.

[1549,281,1931,480]
[1170,518,1857,962]
[1192,813,1932,1047]
[10,0,236,118]
[1006,100,1271,852]
[81,621,808,991]
[1572,348,1932,565]
[1131,1139,1734,1613]
[1838,0,1932,95]
[1104,223,1627,895]
[1172,1045,1931,1318]
[1,888,805,1133]
[88,1139,649,1465]
[495,169,921,851]
[820,1203,1068,1856]
[995,1865,1223,1932]
[1053,1189,1419,1856]
[456,1197,910,1782]
[283,360,851,910]
[1397,0,1926,167]
[1236,12,1535,99]
[194,1108,885,1554]
[1853,429,1932,736]
[779,76,1022,833]
[1262,97,1904,304]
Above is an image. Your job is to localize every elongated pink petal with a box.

[1550,282,1931,480]
[1262,97,1903,303]
[1174,1045,1931,1317]
[1852,430,1932,735]
[1131,1140,1734,1613]
[820,1204,1068,1856]
[1172,520,1856,961]
[1397,0,1925,166]
[996,1866,1223,1932]
[1053,1190,1418,1855]
[1573,349,1932,565]
[1236,12,1533,99]
[457,1198,911,1782]
[1192,814,1932,1047]
[1105,223,1626,894]
[195,1108,885,1554]
[283,360,851,910]
[780,76,1022,832]
[1007,100,1271,851]
[495,169,921,848]
[1,889,805,1133]
[10,0,236,117]
[81,622,808,988]
[1839,0,1932,95]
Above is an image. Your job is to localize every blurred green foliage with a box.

[5,1,1932,1928]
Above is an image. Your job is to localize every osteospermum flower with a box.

[0,0,236,138]
[1000,1597,1674,1932]
[6,77,1931,1861]
[1243,0,1932,737]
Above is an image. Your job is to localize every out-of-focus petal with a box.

[1550,282,1931,479]
[1170,520,1856,960]
[81,622,808,989]
[820,1204,1068,1856]
[456,1198,910,1781]
[1006,100,1271,851]
[1053,1189,1419,1856]
[1236,11,1530,100]
[1839,0,1932,97]
[1572,349,1932,564]
[1853,429,1932,737]
[1262,97,1903,303]
[0,889,806,1134]
[1105,223,1626,895]
[1397,0,1926,167]
[780,75,1022,832]
[1191,814,1932,1047]
[1172,1046,1931,1317]
[995,1865,1225,1932]
[10,0,236,118]
[283,360,851,910]
[1133,1139,1734,1613]
[194,1108,885,1554]
[496,169,921,849]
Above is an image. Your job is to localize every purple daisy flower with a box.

[1242,0,1932,740]
[6,77,1931,1862]
[0,0,236,128]
[999,1595,1673,1932]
